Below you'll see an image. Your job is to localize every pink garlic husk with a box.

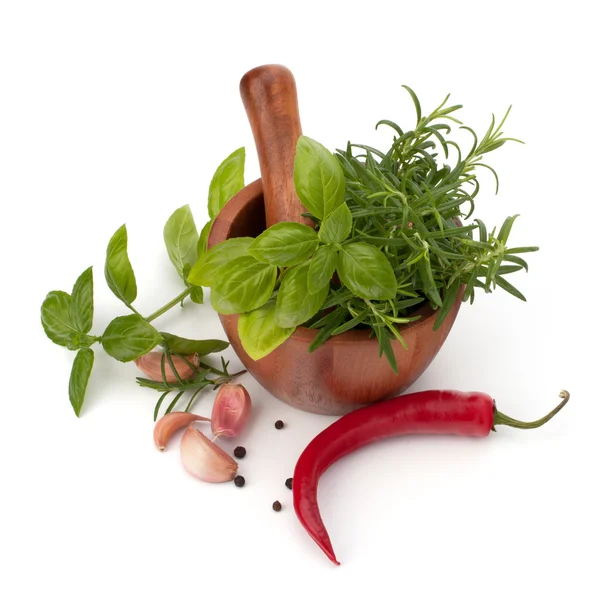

[153,412,211,451]
[180,425,238,483]
[134,352,199,383]
[211,384,252,438]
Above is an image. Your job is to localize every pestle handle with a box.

[239,65,312,228]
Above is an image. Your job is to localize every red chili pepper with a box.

[292,389,570,565]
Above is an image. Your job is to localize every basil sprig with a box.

[40,147,245,417]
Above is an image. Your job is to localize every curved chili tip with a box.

[293,484,340,565]
[322,545,340,566]
[293,430,343,566]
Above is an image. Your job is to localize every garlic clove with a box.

[180,425,238,483]
[154,411,210,451]
[135,352,199,383]
[211,384,252,438]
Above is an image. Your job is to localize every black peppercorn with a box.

[285,477,293,490]
[234,475,245,487]
[234,446,246,459]
[275,420,284,429]
[272,500,282,512]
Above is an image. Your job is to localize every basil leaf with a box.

[190,286,204,304]
[276,264,329,328]
[187,237,253,287]
[70,266,94,334]
[160,332,228,355]
[208,147,245,219]
[248,222,318,266]
[105,224,137,307]
[207,288,235,314]
[102,315,162,362]
[41,291,79,349]
[69,348,94,417]
[238,301,295,361]
[197,220,213,257]
[210,256,277,314]
[294,136,345,220]
[319,203,352,244]
[337,243,397,300]
[163,205,199,279]
[307,245,337,294]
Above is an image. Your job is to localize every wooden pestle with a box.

[239,65,313,228]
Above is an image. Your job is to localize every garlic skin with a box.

[135,352,199,383]
[180,425,238,483]
[153,412,210,451]
[211,384,252,438]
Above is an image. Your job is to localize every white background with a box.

[1,1,598,599]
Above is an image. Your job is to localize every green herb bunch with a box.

[40,148,246,418]
[189,87,538,372]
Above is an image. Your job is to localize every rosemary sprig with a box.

[305,86,537,369]
[137,353,246,421]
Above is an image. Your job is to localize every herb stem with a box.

[146,287,193,323]
[184,387,205,413]
[228,369,248,380]
[197,361,248,380]
[198,360,226,376]
[126,303,143,318]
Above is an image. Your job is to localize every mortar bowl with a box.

[208,178,464,415]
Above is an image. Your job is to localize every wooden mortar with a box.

[208,65,463,415]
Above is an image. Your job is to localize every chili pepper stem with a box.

[493,390,570,431]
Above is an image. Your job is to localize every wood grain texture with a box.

[208,182,464,415]
[239,65,313,228]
